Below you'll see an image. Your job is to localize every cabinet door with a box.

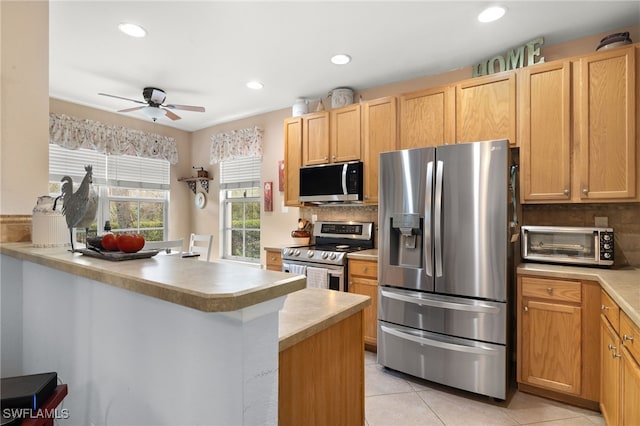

[362,96,397,204]
[519,61,572,202]
[303,112,330,165]
[349,277,378,347]
[265,248,282,272]
[578,46,636,200]
[330,104,361,163]
[621,346,640,426]
[521,299,581,394]
[284,117,303,206]
[456,72,517,145]
[601,316,621,426]
[399,86,454,149]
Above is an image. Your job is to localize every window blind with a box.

[49,144,170,190]
[219,156,261,189]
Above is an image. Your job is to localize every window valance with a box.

[209,126,263,164]
[49,113,179,164]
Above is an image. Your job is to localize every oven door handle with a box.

[380,288,500,314]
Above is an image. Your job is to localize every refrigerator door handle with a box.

[425,161,434,277]
[380,288,500,314]
[380,324,500,356]
[434,160,444,277]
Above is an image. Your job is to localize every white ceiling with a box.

[49,1,640,132]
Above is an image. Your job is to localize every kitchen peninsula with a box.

[0,243,369,425]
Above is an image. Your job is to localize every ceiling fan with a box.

[98,87,205,121]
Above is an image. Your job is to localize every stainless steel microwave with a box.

[299,161,363,203]
[521,226,614,267]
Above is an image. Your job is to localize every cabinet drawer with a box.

[265,250,283,270]
[349,259,377,279]
[621,311,640,363]
[521,276,581,303]
[601,290,620,332]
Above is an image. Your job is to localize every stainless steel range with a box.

[282,221,374,291]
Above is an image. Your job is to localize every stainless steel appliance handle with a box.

[380,324,499,356]
[380,288,499,314]
[434,160,444,277]
[425,161,434,277]
[341,163,348,195]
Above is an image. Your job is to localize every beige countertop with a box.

[278,287,370,351]
[1,242,306,312]
[347,248,378,260]
[518,263,640,327]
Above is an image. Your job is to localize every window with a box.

[220,157,261,262]
[49,144,170,243]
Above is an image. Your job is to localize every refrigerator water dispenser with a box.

[390,213,422,268]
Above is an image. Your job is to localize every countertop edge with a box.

[517,263,640,327]
[347,249,378,260]
[278,289,371,352]
[1,243,306,312]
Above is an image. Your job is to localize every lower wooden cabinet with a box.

[264,248,282,272]
[348,258,378,349]
[517,275,600,407]
[600,290,640,426]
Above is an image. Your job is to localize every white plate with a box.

[195,191,206,209]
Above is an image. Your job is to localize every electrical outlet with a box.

[311,214,317,224]
[595,216,608,227]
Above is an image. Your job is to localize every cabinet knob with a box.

[324,156,328,161]
[270,256,276,261]
[612,352,622,359]
[601,304,610,311]
[623,334,635,342]
[563,189,569,195]
[546,287,553,294]
[363,267,367,273]
[524,306,529,312]
[608,344,617,351]
[582,188,589,195]
[332,155,336,160]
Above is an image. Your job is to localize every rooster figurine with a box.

[53,165,99,252]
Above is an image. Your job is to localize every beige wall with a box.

[1,1,49,215]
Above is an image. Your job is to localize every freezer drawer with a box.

[379,286,507,344]
[378,321,507,399]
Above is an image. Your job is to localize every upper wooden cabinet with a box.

[302,111,330,165]
[362,96,397,204]
[577,45,637,201]
[456,71,517,145]
[284,117,303,207]
[303,104,361,166]
[399,86,454,149]
[519,61,572,202]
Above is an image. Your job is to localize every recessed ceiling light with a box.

[331,54,352,65]
[118,22,147,38]
[246,81,264,90]
[478,6,506,23]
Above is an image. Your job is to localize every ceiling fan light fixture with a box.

[142,106,165,121]
[246,80,264,90]
[331,54,351,65]
[118,22,147,38]
[478,6,506,23]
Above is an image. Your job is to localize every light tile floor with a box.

[364,351,604,426]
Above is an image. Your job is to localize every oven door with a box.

[282,260,345,292]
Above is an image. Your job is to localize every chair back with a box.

[143,238,184,254]
[189,233,213,261]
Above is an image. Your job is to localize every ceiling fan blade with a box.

[162,108,182,121]
[118,106,145,113]
[164,104,205,112]
[98,93,146,104]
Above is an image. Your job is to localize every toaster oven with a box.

[521,226,614,267]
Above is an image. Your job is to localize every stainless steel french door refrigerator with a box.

[378,139,517,400]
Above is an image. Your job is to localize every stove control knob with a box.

[321,252,329,259]
[307,250,314,258]
[329,253,337,260]
[294,249,301,256]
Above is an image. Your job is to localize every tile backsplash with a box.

[522,203,640,267]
